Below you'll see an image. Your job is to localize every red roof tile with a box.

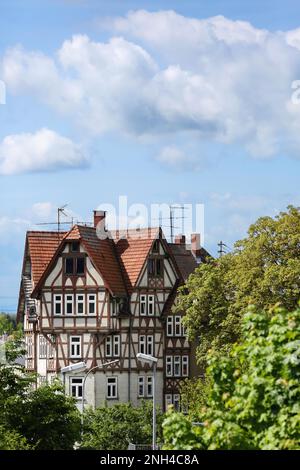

[27,231,66,286]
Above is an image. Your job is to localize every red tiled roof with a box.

[111,228,159,291]
[27,231,66,286]
[77,226,126,295]
[169,243,198,281]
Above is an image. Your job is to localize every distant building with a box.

[17,210,210,411]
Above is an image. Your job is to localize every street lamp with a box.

[136,352,158,450]
[61,361,87,389]
[81,359,119,433]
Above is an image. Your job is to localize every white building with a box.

[17,210,209,411]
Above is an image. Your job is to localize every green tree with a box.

[0,312,16,335]
[163,305,300,450]
[0,425,31,450]
[81,401,164,450]
[4,383,81,450]
[176,206,300,366]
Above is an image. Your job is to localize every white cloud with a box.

[3,11,300,159]
[157,145,201,171]
[31,202,53,219]
[0,128,88,175]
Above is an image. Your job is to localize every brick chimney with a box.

[93,210,106,229]
[175,234,186,245]
[191,233,201,257]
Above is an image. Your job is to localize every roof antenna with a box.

[57,204,68,233]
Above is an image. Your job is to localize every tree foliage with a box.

[176,206,300,366]
[163,305,300,450]
[81,401,164,450]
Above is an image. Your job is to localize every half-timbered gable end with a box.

[17,210,208,411]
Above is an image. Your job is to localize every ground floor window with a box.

[70,377,83,399]
[165,393,181,411]
[107,376,118,399]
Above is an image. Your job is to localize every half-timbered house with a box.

[17,210,209,411]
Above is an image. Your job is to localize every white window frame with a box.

[174,316,182,337]
[54,294,62,316]
[48,335,55,359]
[174,356,181,377]
[138,376,145,397]
[70,336,81,358]
[106,336,112,357]
[148,295,154,316]
[147,335,154,356]
[182,355,189,377]
[166,356,173,377]
[107,376,118,399]
[173,394,180,411]
[76,293,85,315]
[26,335,33,358]
[140,295,147,316]
[146,376,153,397]
[167,316,173,336]
[39,335,47,359]
[139,335,146,354]
[113,335,120,357]
[70,377,83,399]
[88,293,96,315]
[65,294,74,316]
[165,393,173,409]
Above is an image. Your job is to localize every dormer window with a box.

[65,258,74,275]
[71,242,80,252]
[152,239,159,253]
[64,256,85,275]
[148,258,163,277]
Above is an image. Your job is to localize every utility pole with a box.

[218,240,226,258]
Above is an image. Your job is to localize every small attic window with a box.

[71,242,80,252]
[153,239,159,253]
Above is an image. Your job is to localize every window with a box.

[152,239,159,253]
[39,335,47,359]
[65,294,73,315]
[107,377,117,399]
[54,294,62,315]
[166,356,172,377]
[167,317,173,336]
[106,335,120,357]
[76,257,85,275]
[174,356,181,377]
[70,336,81,358]
[148,258,163,277]
[165,394,173,409]
[140,295,147,316]
[165,393,181,411]
[146,376,153,397]
[38,375,47,387]
[147,335,154,356]
[173,394,180,411]
[139,335,146,354]
[138,376,145,397]
[48,335,55,358]
[70,377,83,399]
[26,336,33,358]
[88,294,96,315]
[111,297,119,316]
[182,356,189,377]
[106,336,112,357]
[174,316,181,336]
[65,256,85,275]
[65,257,74,275]
[113,335,120,357]
[148,295,154,316]
[76,294,84,315]
[71,242,80,252]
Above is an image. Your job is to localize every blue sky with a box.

[1,0,300,311]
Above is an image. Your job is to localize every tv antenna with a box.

[57,204,69,233]
[217,240,230,258]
